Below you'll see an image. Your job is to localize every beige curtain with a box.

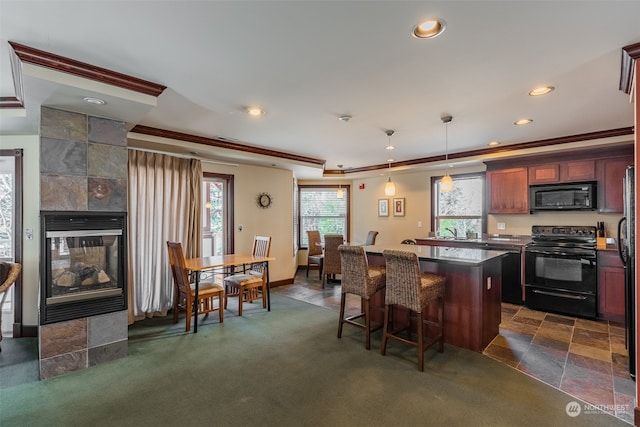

[127,150,202,323]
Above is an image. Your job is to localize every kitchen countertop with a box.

[363,244,508,266]
[415,234,532,248]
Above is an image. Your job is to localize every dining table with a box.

[184,253,275,333]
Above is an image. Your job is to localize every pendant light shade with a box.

[441,173,453,192]
[384,177,396,196]
[440,115,454,193]
[384,130,396,196]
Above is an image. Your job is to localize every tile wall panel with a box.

[40,107,87,142]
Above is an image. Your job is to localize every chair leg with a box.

[218,294,224,323]
[364,298,371,350]
[306,263,310,277]
[337,292,346,338]
[224,286,229,309]
[438,296,444,352]
[238,286,243,316]
[261,283,267,308]
[173,293,179,324]
[380,305,390,355]
[417,311,424,372]
[185,303,192,332]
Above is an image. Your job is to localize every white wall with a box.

[0,134,40,327]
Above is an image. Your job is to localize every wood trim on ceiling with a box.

[620,42,640,94]
[7,41,166,97]
[336,127,635,175]
[130,125,326,167]
[0,96,23,108]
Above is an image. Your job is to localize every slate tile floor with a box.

[274,270,636,425]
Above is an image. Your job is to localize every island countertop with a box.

[364,243,504,352]
[362,244,508,266]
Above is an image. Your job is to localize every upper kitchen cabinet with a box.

[529,160,595,185]
[597,154,634,213]
[486,167,528,214]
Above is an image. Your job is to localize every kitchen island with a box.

[363,244,507,352]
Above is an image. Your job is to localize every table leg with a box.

[266,261,271,311]
[194,271,199,333]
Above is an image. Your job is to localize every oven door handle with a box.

[531,289,588,300]
[525,248,596,258]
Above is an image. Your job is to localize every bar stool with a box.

[337,245,386,350]
[381,249,445,371]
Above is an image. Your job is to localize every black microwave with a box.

[529,181,597,212]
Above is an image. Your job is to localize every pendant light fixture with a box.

[336,164,344,198]
[384,130,396,196]
[440,115,454,193]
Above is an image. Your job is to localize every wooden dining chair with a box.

[0,262,21,352]
[167,241,224,331]
[306,230,323,279]
[365,231,379,245]
[321,234,344,288]
[224,235,272,316]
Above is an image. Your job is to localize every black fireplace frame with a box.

[40,211,128,325]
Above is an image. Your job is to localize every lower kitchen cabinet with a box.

[597,250,625,323]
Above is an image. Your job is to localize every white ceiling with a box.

[1,1,638,179]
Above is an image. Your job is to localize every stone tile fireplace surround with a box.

[38,106,128,379]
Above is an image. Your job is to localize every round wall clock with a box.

[257,192,273,209]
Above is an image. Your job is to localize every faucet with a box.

[445,228,457,238]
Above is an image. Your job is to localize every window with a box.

[203,173,234,255]
[299,185,350,247]
[432,173,485,238]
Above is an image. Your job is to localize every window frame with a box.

[430,172,487,236]
[298,184,351,249]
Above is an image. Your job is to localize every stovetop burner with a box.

[530,225,597,249]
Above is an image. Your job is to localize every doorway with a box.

[203,173,234,255]
[0,149,22,338]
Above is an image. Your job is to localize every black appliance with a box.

[524,225,597,319]
[617,166,635,380]
[529,181,597,212]
[478,242,523,304]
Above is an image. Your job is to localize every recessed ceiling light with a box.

[247,106,265,117]
[514,118,533,126]
[488,141,501,147]
[83,96,105,105]
[529,86,555,96]
[412,18,446,39]
[338,115,352,122]
[385,145,395,150]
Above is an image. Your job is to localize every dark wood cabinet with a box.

[528,160,595,184]
[528,163,560,184]
[597,250,625,322]
[486,167,528,214]
[597,155,633,213]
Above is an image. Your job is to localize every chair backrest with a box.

[323,234,344,275]
[250,235,272,274]
[383,249,422,312]
[338,245,369,295]
[307,230,323,256]
[365,231,379,245]
[166,241,191,299]
[0,262,21,293]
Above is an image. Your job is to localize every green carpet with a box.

[0,295,627,426]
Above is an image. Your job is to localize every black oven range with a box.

[524,225,597,319]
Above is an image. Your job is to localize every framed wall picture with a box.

[393,197,405,217]
[378,199,389,217]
